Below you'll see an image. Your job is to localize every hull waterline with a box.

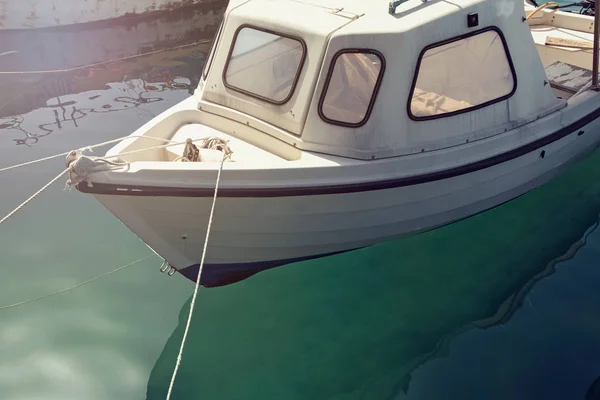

[79,107,600,287]
[72,0,600,287]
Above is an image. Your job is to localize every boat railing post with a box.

[593,0,600,90]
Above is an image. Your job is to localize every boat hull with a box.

[0,0,223,30]
[87,112,600,286]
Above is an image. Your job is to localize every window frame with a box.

[317,49,386,128]
[202,20,224,80]
[407,26,518,122]
[222,24,307,105]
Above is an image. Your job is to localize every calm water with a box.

[1,2,600,399]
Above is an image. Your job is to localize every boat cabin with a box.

[196,0,568,160]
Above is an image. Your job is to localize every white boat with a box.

[0,0,222,30]
[69,0,600,287]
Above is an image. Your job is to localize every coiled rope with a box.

[0,255,154,311]
[0,134,231,173]
[165,153,228,400]
[1,134,231,228]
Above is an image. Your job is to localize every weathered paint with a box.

[545,61,594,94]
[0,0,221,30]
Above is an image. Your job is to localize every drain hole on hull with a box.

[540,150,546,159]
[578,130,585,136]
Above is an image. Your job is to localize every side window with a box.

[223,26,306,104]
[319,50,385,127]
[202,20,224,80]
[409,28,516,120]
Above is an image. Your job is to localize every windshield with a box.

[223,26,305,104]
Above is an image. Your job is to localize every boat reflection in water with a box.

[146,145,600,399]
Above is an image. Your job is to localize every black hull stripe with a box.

[77,106,600,198]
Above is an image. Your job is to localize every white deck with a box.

[167,124,287,165]
[530,24,594,68]
[530,24,594,50]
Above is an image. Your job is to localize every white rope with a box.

[1,134,231,227]
[0,134,179,173]
[0,41,210,75]
[165,155,227,400]
[0,255,154,311]
[109,136,232,162]
[0,134,230,173]
[0,152,73,173]
[0,168,70,226]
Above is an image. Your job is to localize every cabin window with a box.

[318,50,385,127]
[223,25,306,104]
[409,28,516,120]
[202,21,224,79]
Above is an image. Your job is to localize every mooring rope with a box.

[0,255,154,311]
[0,41,211,75]
[165,154,227,400]
[0,168,70,226]
[1,133,231,230]
[0,134,178,173]
[0,136,182,225]
[0,135,230,173]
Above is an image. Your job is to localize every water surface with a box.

[1,2,600,399]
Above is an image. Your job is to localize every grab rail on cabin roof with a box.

[389,0,428,15]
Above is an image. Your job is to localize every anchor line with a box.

[165,153,228,400]
[0,255,154,311]
[0,129,231,398]
[0,134,232,173]
[0,40,211,75]
[0,136,232,225]
[0,134,179,173]
[0,168,70,227]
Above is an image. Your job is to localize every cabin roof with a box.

[227,0,488,18]
[228,0,521,36]
[202,0,563,160]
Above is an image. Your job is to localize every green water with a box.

[1,2,600,399]
[145,148,600,399]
